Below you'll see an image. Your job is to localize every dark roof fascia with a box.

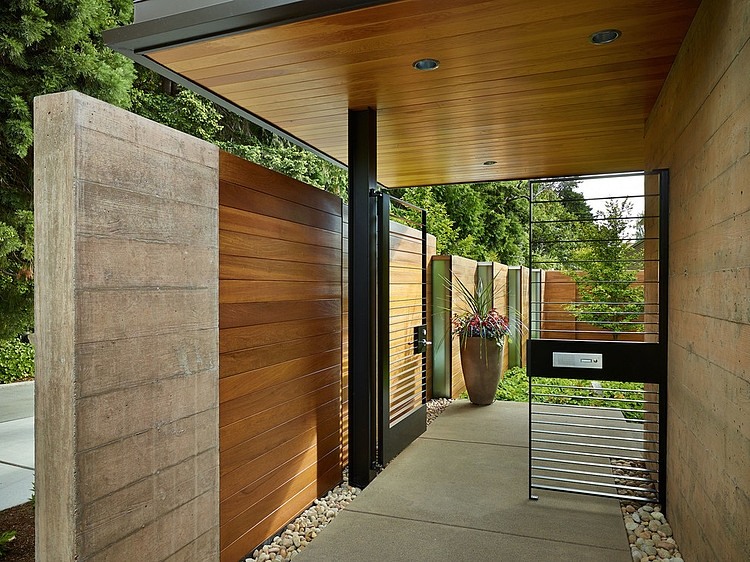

[104,0,400,184]
[132,1,233,24]
[105,0,398,55]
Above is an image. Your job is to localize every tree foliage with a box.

[0,0,135,338]
[396,181,530,264]
[0,1,619,342]
[530,181,592,267]
[564,200,644,339]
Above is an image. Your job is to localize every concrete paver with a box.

[0,381,34,423]
[297,400,631,561]
[0,382,35,510]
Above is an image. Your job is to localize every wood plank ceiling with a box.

[147,0,700,187]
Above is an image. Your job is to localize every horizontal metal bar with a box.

[538,310,652,317]
[532,456,656,473]
[531,326,659,339]
[532,438,652,453]
[530,446,658,465]
[530,384,656,395]
[531,392,657,405]
[536,320,657,326]
[530,171,649,184]
[389,355,422,370]
[531,465,659,484]
[540,301,659,305]
[391,299,426,310]
[532,279,657,284]
[532,402,650,414]
[532,258,658,265]
[389,195,427,213]
[531,474,657,494]
[530,484,657,503]
[532,420,659,434]
[531,429,659,444]
[532,237,658,244]
[531,192,657,205]
[531,411,650,423]
[532,215,657,225]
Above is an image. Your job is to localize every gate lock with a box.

[413,324,431,354]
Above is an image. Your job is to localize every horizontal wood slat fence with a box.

[218,152,343,562]
[216,151,636,559]
[540,270,646,342]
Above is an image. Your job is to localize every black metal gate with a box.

[376,194,428,466]
[527,170,668,506]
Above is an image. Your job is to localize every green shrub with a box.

[495,367,646,419]
[0,338,34,384]
[0,530,16,557]
[496,366,529,402]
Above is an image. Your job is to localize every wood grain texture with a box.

[218,151,342,560]
[149,0,700,187]
[341,208,349,466]
[539,270,646,342]
[449,256,478,398]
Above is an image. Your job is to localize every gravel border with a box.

[614,460,684,562]
[244,398,452,562]
[621,503,683,562]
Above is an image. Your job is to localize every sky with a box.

[575,174,645,217]
[575,174,645,237]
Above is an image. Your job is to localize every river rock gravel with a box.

[244,398,452,562]
[613,459,684,562]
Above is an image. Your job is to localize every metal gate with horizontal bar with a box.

[376,194,428,466]
[527,170,668,506]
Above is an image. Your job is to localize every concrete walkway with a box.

[0,381,35,510]
[298,400,631,561]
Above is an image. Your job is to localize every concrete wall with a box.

[34,91,220,560]
[645,0,750,559]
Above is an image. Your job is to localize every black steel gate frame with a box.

[526,169,669,508]
[376,193,428,467]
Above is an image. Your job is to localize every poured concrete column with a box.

[33,91,219,560]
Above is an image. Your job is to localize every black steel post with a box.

[658,169,670,510]
[528,181,538,501]
[348,108,378,488]
[376,193,389,467]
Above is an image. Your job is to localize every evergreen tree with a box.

[0,0,135,338]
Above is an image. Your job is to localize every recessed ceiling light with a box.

[412,58,440,71]
[589,29,621,45]
[483,160,497,166]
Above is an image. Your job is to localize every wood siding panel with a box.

[388,219,434,423]
[540,270,646,342]
[449,256,479,398]
[149,0,699,187]
[218,151,342,561]
[491,263,510,373]
[341,209,349,467]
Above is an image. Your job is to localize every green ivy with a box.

[0,338,34,383]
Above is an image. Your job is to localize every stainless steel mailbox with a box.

[551,351,603,369]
